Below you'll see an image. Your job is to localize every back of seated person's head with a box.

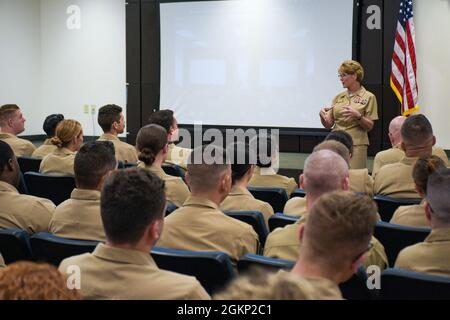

[74,141,117,190]
[101,168,166,246]
[324,130,354,156]
[401,114,435,151]
[51,119,83,149]
[0,140,20,187]
[43,114,64,138]
[147,109,174,134]
[0,261,80,300]
[187,144,231,194]
[227,142,253,185]
[136,124,168,166]
[98,104,122,133]
[302,150,349,199]
[313,140,351,166]
[425,168,450,227]
[300,191,377,282]
[412,155,446,196]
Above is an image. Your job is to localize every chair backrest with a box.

[247,187,288,213]
[290,188,306,199]
[268,213,299,232]
[17,156,42,173]
[339,266,376,300]
[0,228,33,264]
[237,253,295,274]
[30,232,99,266]
[373,195,421,222]
[381,268,450,299]
[151,246,235,295]
[162,164,185,180]
[24,172,76,205]
[224,211,268,247]
[166,202,178,216]
[374,221,430,266]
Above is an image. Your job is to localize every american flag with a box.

[390,0,419,115]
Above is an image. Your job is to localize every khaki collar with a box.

[229,185,253,197]
[0,132,15,139]
[137,163,167,179]
[93,243,158,267]
[100,133,119,141]
[71,188,101,201]
[43,139,53,145]
[400,156,418,166]
[54,147,76,156]
[0,181,19,194]
[348,86,367,98]
[183,195,220,210]
[425,228,450,243]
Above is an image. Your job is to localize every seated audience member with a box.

[0,261,80,300]
[372,116,448,177]
[217,192,378,300]
[157,145,259,265]
[31,114,64,158]
[374,114,436,198]
[97,104,138,164]
[0,254,5,268]
[49,141,117,241]
[220,142,274,228]
[395,168,450,276]
[248,134,297,197]
[391,156,446,227]
[59,168,210,300]
[136,124,190,208]
[148,109,191,170]
[0,141,55,233]
[265,150,387,270]
[39,119,83,176]
[0,104,36,156]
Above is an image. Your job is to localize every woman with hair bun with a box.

[136,124,190,208]
[390,155,447,227]
[39,119,83,176]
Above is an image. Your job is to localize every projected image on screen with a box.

[160,0,354,128]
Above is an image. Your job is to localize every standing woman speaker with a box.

[319,60,378,169]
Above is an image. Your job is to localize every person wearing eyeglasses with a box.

[319,60,378,170]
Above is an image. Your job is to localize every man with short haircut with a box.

[157,145,258,266]
[59,168,210,299]
[32,114,64,158]
[217,192,378,300]
[0,141,55,233]
[372,116,448,177]
[265,150,387,270]
[0,104,36,156]
[97,104,138,163]
[49,141,117,241]
[374,114,437,198]
[148,109,192,170]
[395,168,450,276]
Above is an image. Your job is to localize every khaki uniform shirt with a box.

[249,167,297,197]
[329,86,378,146]
[59,244,210,300]
[373,156,420,198]
[283,197,307,217]
[395,228,450,277]
[372,145,449,177]
[0,133,36,157]
[98,133,138,164]
[390,201,429,228]
[264,217,388,270]
[157,196,259,265]
[165,143,192,170]
[48,189,105,241]
[138,162,190,208]
[220,186,274,228]
[0,181,55,233]
[39,147,76,176]
[349,168,374,196]
[31,139,57,159]
[0,254,5,268]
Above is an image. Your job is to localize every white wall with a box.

[0,0,42,135]
[415,0,450,149]
[0,0,126,136]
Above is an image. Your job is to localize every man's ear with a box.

[299,174,305,189]
[298,223,305,242]
[424,200,433,225]
[350,253,366,273]
[7,158,15,172]
[185,171,192,189]
[401,142,406,152]
[432,135,436,147]
[342,176,350,191]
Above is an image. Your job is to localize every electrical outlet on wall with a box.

[84,104,90,114]
[90,104,96,114]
